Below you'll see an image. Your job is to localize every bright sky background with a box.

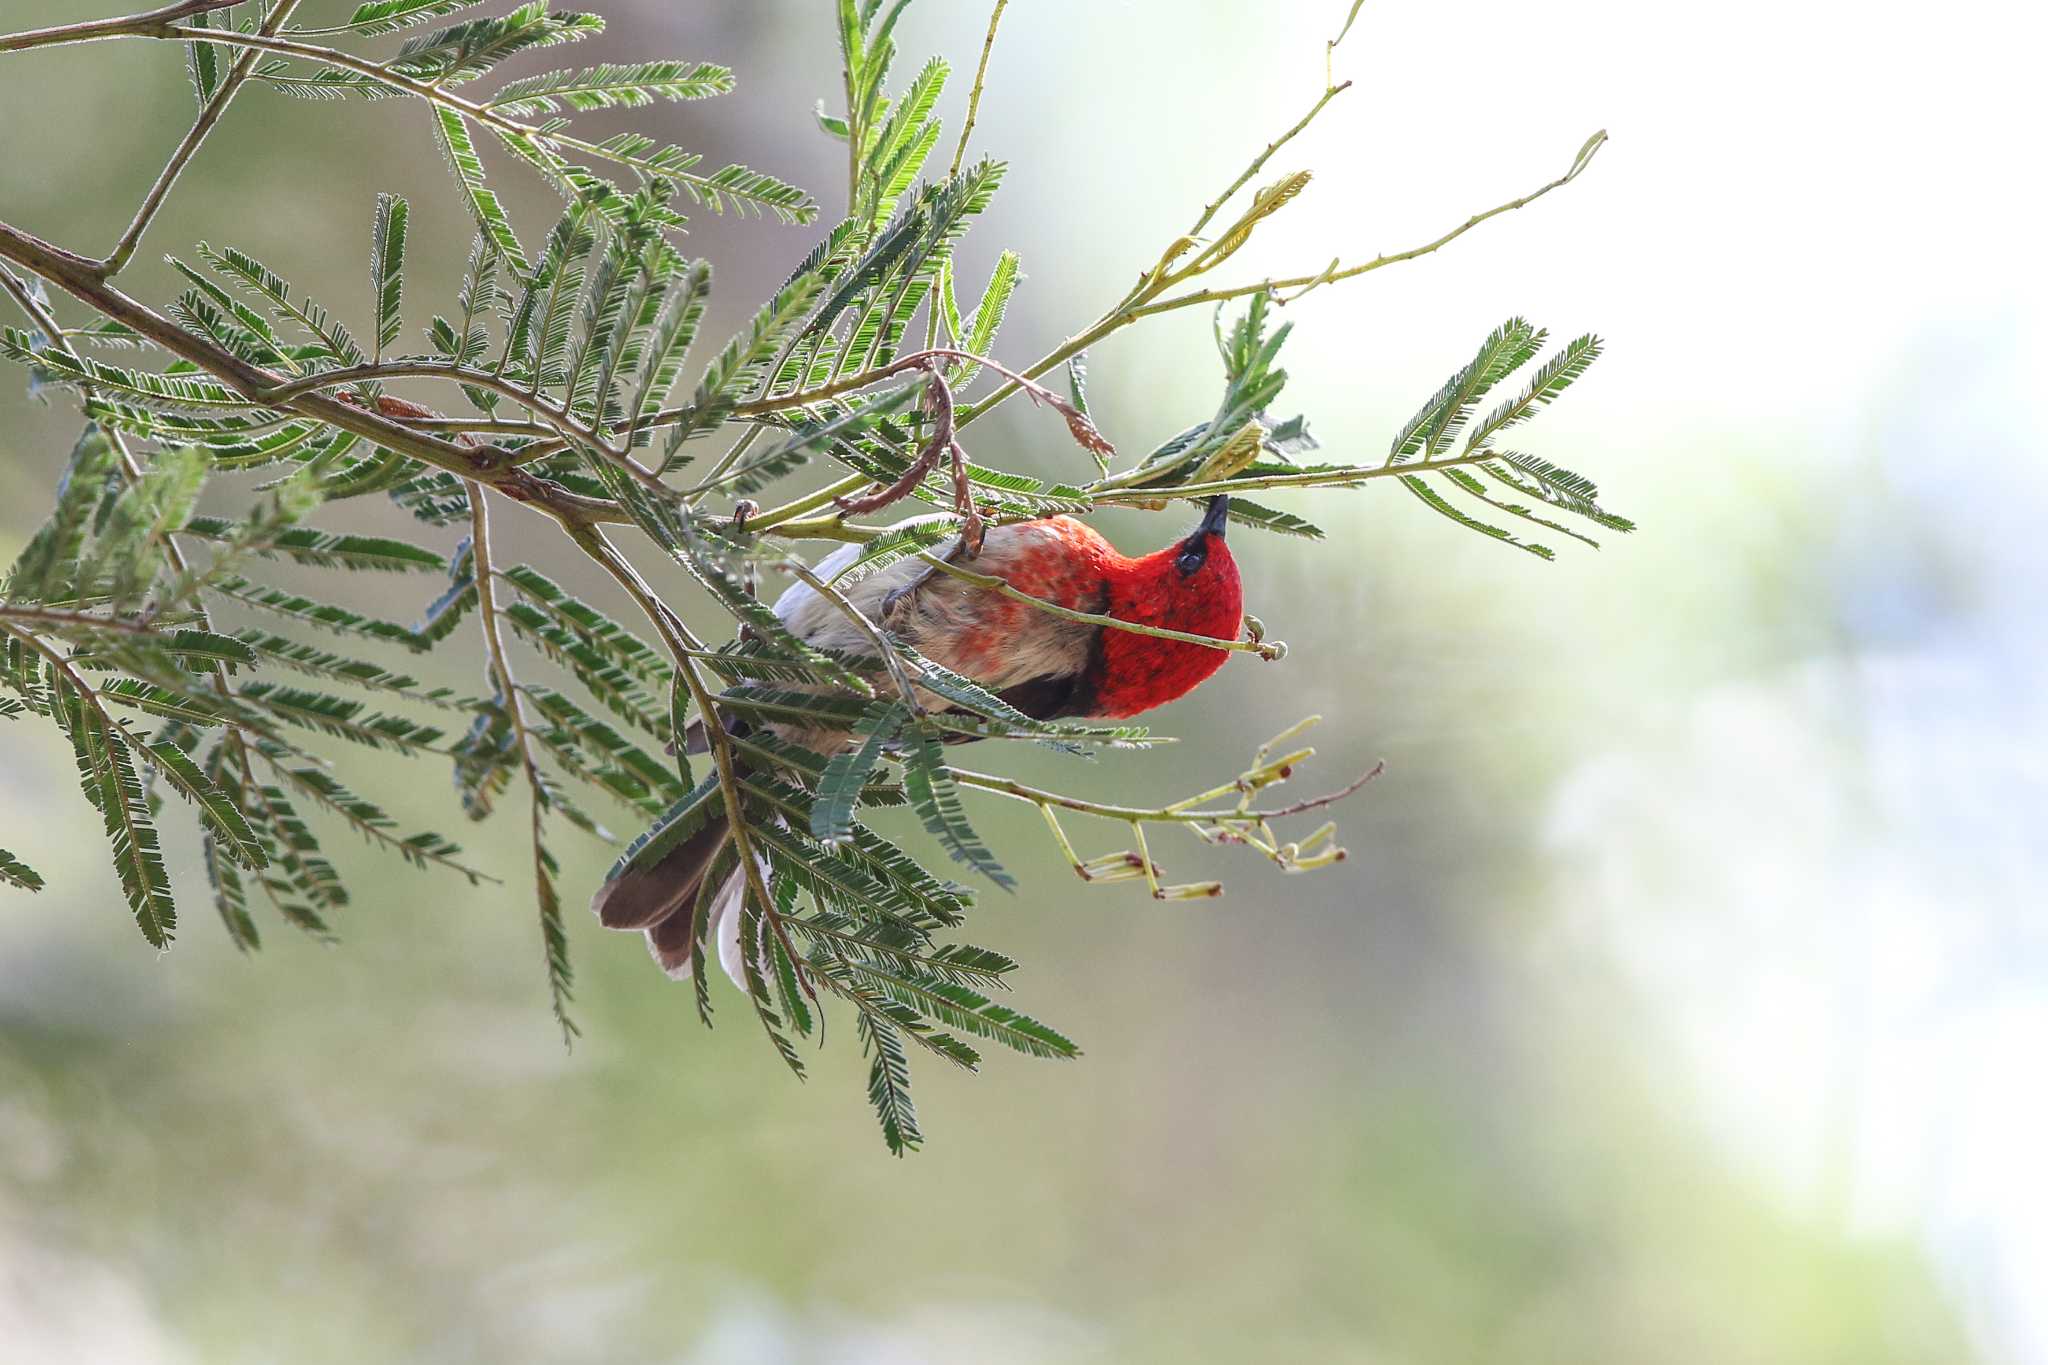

[959,1,2048,1358]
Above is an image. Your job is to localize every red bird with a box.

[593,495,1243,982]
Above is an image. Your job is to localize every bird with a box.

[591,494,1243,984]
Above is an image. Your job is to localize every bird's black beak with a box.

[1199,495,1231,540]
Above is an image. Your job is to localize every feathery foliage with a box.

[0,0,1616,1150]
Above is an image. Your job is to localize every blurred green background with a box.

[4,2,2042,1361]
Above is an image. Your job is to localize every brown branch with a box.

[0,0,236,54]
[0,604,162,637]
[0,218,622,527]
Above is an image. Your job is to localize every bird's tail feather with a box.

[590,811,730,931]
[643,846,768,989]
[590,803,772,990]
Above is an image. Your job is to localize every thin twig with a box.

[956,131,1607,428]
[1256,760,1385,819]
[1130,132,1609,319]
[0,604,163,636]
[948,1,1008,180]
[1185,80,1350,243]
[99,0,306,276]
[468,483,575,1041]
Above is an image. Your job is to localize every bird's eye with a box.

[1176,549,1205,576]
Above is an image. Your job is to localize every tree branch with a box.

[0,0,236,55]
[0,218,621,526]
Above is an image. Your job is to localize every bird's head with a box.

[1091,496,1244,719]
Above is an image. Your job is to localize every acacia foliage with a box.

[0,0,1620,1151]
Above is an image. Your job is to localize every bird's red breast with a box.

[990,514,1243,720]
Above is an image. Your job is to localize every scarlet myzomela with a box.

[592,494,1243,982]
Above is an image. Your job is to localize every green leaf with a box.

[840,963,1077,1060]
[525,684,681,802]
[858,54,947,226]
[903,728,1011,889]
[627,257,709,433]
[258,743,482,880]
[735,898,806,1079]
[2,331,253,414]
[1387,318,1541,463]
[198,243,366,368]
[575,132,817,224]
[1465,333,1603,452]
[230,763,348,934]
[818,521,947,591]
[97,444,210,610]
[509,193,601,388]
[55,685,177,946]
[812,700,910,844]
[602,775,725,885]
[1399,473,1555,560]
[202,828,258,949]
[181,515,445,573]
[486,60,734,116]
[792,917,1014,990]
[0,848,43,892]
[1220,496,1324,539]
[185,9,221,105]
[859,1012,922,1155]
[8,424,121,606]
[530,808,578,1044]
[745,807,963,934]
[371,193,410,360]
[214,579,443,652]
[718,384,920,496]
[1490,453,1635,533]
[671,273,827,447]
[498,564,671,686]
[139,736,268,870]
[949,249,1019,388]
[433,106,528,274]
[234,630,473,709]
[332,0,481,37]
[394,4,605,86]
[239,683,449,754]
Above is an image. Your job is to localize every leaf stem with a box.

[469,482,575,1041]
[99,0,306,277]
[948,1,1008,180]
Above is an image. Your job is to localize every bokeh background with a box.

[3,1,2043,1361]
